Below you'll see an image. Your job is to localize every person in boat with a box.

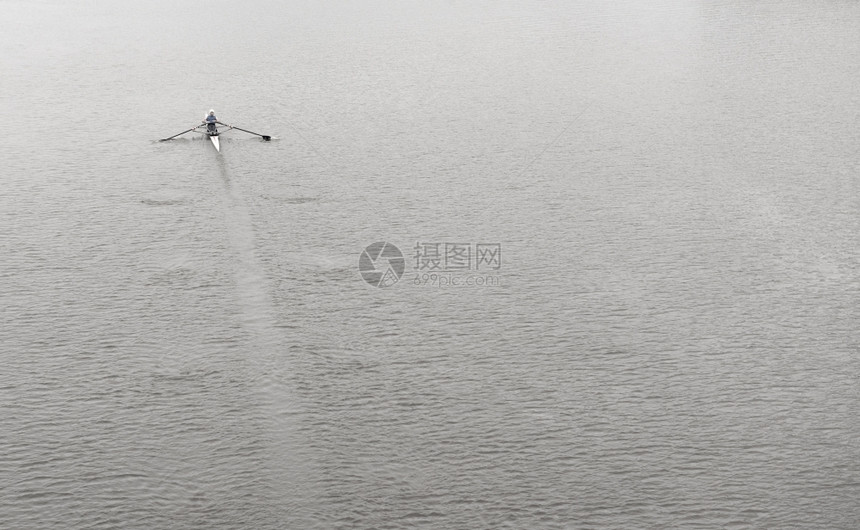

[204,110,218,134]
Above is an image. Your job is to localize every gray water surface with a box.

[2,1,859,528]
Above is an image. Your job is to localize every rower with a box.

[205,110,217,133]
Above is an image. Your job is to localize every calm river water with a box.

[1,0,859,528]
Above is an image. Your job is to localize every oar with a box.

[160,125,201,141]
[217,122,271,141]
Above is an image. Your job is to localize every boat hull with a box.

[209,134,220,152]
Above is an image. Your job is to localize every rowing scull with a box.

[160,118,271,152]
[208,131,221,152]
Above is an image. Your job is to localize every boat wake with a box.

[213,159,321,527]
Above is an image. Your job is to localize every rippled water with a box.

[2,0,859,528]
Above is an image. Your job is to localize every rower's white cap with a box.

[209,109,215,114]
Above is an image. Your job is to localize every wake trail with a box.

[214,159,322,527]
